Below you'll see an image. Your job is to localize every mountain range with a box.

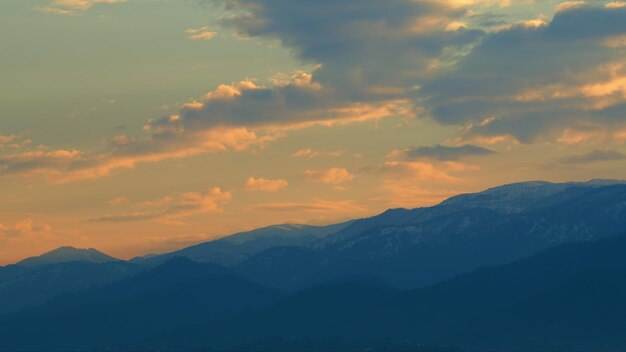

[234,179,626,289]
[0,248,140,315]
[149,232,626,350]
[131,221,352,267]
[1,179,626,351]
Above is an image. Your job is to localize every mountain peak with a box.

[16,246,119,267]
[439,179,626,214]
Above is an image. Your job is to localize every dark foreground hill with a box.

[0,258,283,350]
[0,260,140,315]
[147,233,626,351]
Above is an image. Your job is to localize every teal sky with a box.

[1,0,625,264]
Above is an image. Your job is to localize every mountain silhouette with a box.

[2,180,626,350]
[0,260,140,315]
[0,258,283,350]
[234,181,626,290]
[149,233,626,351]
[133,221,352,267]
[16,246,119,267]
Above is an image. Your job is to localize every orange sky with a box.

[2,0,626,264]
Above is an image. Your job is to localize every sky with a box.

[1,0,626,264]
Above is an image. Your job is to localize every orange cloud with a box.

[0,219,52,239]
[291,148,344,158]
[0,127,272,183]
[558,125,626,145]
[304,167,354,185]
[91,187,232,223]
[1,70,406,184]
[107,196,130,205]
[378,180,460,207]
[245,177,289,192]
[606,1,626,8]
[252,199,367,214]
[381,161,460,183]
[0,133,16,147]
[38,0,126,15]
[555,1,586,13]
[185,27,217,40]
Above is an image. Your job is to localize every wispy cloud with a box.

[252,199,367,214]
[556,149,626,164]
[10,1,626,185]
[396,144,496,161]
[291,148,344,158]
[0,132,30,149]
[90,187,231,223]
[0,219,52,239]
[107,196,130,205]
[424,4,626,144]
[5,0,477,183]
[245,177,288,192]
[37,0,126,15]
[0,127,272,183]
[380,161,462,183]
[304,168,354,186]
[185,26,217,40]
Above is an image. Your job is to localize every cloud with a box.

[304,167,354,185]
[147,75,405,133]
[0,219,52,238]
[555,1,586,13]
[556,149,626,164]
[399,144,496,161]
[252,199,367,214]
[423,4,626,143]
[222,0,482,101]
[186,26,217,40]
[0,72,400,183]
[37,0,126,15]
[372,159,479,207]
[291,148,344,158]
[13,1,626,183]
[380,161,461,183]
[4,0,481,183]
[107,196,130,205]
[245,177,288,192]
[0,133,16,147]
[368,159,480,207]
[0,132,30,149]
[606,1,626,9]
[91,187,231,222]
[0,127,272,183]
[378,181,460,207]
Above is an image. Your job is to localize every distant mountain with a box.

[3,180,626,350]
[234,180,626,289]
[0,258,283,350]
[16,246,119,267]
[440,179,626,213]
[150,233,626,351]
[0,261,141,315]
[134,221,352,267]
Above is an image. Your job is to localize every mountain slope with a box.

[135,221,352,267]
[0,258,283,350]
[0,261,141,315]
[16,246,119,267]
[150,233,626,351]
[234,181,626,289]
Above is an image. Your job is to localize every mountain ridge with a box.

[16,246,119,267]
